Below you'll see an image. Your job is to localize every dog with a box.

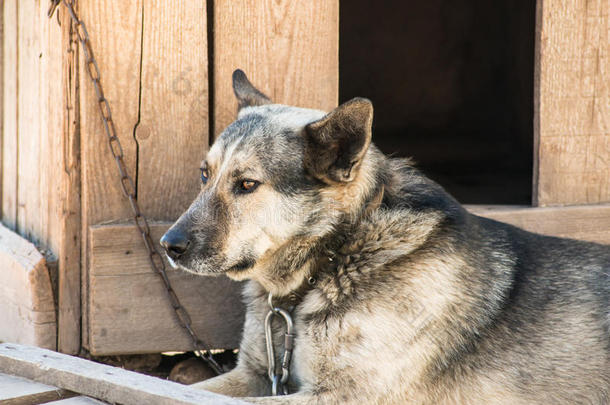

[160,70,610,404]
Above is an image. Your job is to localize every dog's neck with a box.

[255,181,387,298]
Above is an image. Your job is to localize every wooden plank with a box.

[78,0,143,351]
[56,4,82,355]
[46,397,107,405]
[2,0,17,230]
[534,0,610,206]
[0,343,249,405]
[467,204,610,245]
[87,222,244,355]
[136,1,209,220]
[0,372,73,404]
[0,224,56,349]
[16,0,43,243]
[213,0,339,137]
[0,1,3,222]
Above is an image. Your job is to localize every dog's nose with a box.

[160,229,190,259]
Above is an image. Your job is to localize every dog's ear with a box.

[232,69,272,110]
[304,98,373,183]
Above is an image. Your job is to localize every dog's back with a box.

[458,216,610,403]
[385,160,610,403]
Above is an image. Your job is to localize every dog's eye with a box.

[238,179,260,193]
[200,168,209,184]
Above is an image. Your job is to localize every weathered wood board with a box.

[77,0,142,350]
[46,396,107,405]
[0,224,56,349]
[213,0,339,137]
[467,203,610,245]
[55,4,82,355]
[0,343,249,405]
[534,0,610,206]
[0,372,74,404]
[136,1,209,220]
[1,0,18,230]
[86,222,244,355]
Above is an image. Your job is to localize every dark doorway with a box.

[340,0,536,204]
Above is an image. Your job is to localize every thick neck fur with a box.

[252,146,450,297]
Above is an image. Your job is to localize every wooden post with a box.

[2,0,18,230]
[212,0,339,137]
[534,0,610,206]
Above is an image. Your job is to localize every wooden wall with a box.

[0,0,77,353]
[534,0,609,206]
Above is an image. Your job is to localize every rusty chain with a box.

[48,0,222,375]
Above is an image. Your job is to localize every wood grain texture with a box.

[0,224,56,349]
[0,1,3,221]
[46,396,107,405]
[0,343,250,405]
[78,0,142,350]
[56,6,82,355]
[213,0,339,137]
[0,372,74,404]
[87,222,244,355]
[16,0,44,242]
[78,0,141,226]
[136,1,209,220]
[534,0,610,206]
[1,0,17,229]
[1,1,80,353]
[467,203,610,245]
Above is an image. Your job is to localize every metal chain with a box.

[48,0,222,375]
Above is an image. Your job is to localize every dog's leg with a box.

[191,366,269,397]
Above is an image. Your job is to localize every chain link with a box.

[49,0,222,375]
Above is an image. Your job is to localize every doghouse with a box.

[0,0,608,358]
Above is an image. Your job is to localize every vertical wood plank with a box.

[136,1,208,219]
[2,0,18,230]
[55,5,82,354]
[78,0,143,349]
[16,0,43,243]
[213,0,339,137]
[79,0,142,226]
[0,1,3,216]
[534,0,610,206]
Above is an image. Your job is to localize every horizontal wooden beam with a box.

[0,343,249,405]
[466,203,610,245]
[86,222,244,355]
[0,372,75,404]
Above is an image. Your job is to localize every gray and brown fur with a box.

[161,70,610,404]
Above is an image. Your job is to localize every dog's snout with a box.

[160,228,191,259]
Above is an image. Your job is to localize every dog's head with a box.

[160,70,377,289]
